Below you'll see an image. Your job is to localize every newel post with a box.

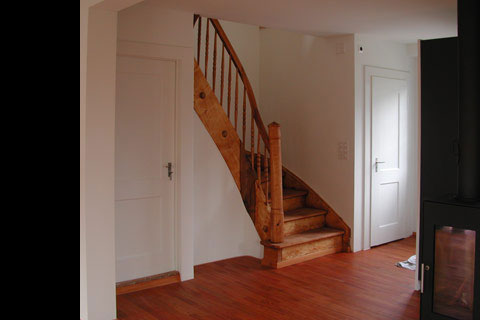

[268,122,284,243]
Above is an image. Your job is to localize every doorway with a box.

[115,55,177,282]
[364,66,411,248]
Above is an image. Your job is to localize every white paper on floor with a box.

[396,255,416,270]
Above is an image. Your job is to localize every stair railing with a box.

[194,15,284,243]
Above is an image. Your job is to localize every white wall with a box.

[220,21,261,100]
[82,5,118,320]
[193,116,263,264]
[353,34,419,251]
[80,3,89,317]
[259,28,356,242]
[117,2,192,47]
[194,19,261,100]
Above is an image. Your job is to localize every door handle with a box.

[375,158,386,172]
[420,263,430,293]
[164,162,173,180]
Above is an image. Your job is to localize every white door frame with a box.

[117,40,194,280]
[363,65,410,250]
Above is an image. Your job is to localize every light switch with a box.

[338,142,348,160]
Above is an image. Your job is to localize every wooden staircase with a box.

[193,16,350,268]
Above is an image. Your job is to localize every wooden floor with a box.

[117,236,419,320]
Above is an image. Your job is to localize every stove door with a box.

[421,201,480,319]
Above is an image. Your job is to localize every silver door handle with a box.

[374,158,386,172]
[164,162,173,180]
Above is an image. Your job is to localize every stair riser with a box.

[282,235,342,261]
[262,235,343,268]
[284,216,325,236]
[283,196,306,211]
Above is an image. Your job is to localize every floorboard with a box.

[117,236,419,319]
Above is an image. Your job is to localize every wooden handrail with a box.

[208,18,270,151]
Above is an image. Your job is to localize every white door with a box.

[115,56,176,282]
[370,74,408,247]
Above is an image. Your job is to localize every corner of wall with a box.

[83,6,118,320]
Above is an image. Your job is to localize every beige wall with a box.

[259,28,356,244]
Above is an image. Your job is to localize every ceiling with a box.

[149,0,457,43]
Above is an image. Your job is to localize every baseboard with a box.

[116,270,180,295]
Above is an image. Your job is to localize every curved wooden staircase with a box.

[194,16,351,268]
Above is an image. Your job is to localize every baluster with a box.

[212,31,217,92]
[227,57,232,118]
[235,70,239,130]
[257,133,261,181]
[220,46,224,106]
[242,87,246,147]
[251,116,255,169]
[205,19,209,75]
[264,145,269,201]
[197,17,201,62]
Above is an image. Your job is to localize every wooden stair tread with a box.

[284,207,327,222]
[283,188,307,199]
[266,188,307,201]
[262,227,344,249]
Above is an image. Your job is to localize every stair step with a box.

[283,188,307,211]
[282,188,307,199]
[266,188,308,211]
[284,207,327,236]
[262,227,344,249]
[284,207,327,222]
[265,188,307,200]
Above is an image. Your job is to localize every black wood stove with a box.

[419,0,480,319]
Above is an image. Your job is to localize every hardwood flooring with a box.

[117,236,419,320]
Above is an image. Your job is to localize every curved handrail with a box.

[201,18,270,151]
